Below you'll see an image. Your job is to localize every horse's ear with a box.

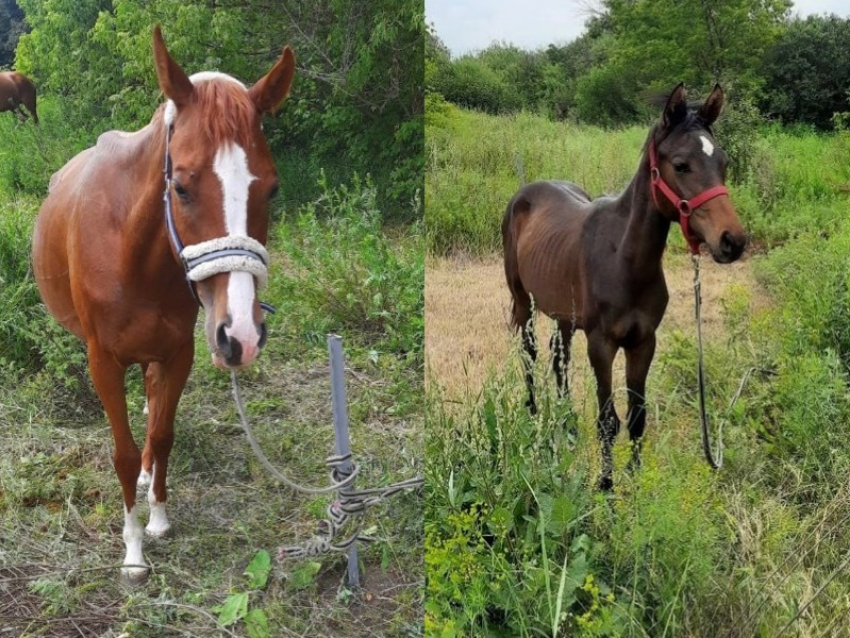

[152,25,194,108]
[698,83,724,125]
[661,83,688,129]
[249,47,296,114]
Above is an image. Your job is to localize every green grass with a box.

[426,107,850,255]
[425,282,850,636]
[0,169,423,635]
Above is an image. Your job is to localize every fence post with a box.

[327,334,360,588]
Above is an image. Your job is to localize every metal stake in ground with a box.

[328,334,360,588]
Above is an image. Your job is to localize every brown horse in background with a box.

[0,71,38,123]
[503,84,747,490]
[32,26,295,583]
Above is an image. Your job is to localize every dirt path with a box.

[425,251,768,400]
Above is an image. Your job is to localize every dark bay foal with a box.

[503,84,747,489]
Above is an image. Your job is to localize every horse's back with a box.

[503,180,592,324]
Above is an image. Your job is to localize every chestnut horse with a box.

[32,27,295,583]
[503,85,747,490]
[0,71,38,123]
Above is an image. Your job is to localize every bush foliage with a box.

[429,2,850,133]
[4,0,423,220]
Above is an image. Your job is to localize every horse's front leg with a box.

[139,340,194,539]
[625,334,656,471]
[87,347,145,584]
[587,333,620,491]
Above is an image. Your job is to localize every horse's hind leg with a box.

[140,340,194,539]
[587,332,620,491]
[87,346,146,583]
[551,320,578,442]
[551,320,575,398]
[511,295,538,414]
[625,334,656,471]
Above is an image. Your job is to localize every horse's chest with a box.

[86,298,195,364]
[591,280,668,345]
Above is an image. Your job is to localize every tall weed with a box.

[269,173,423,362]
[426,107,850,254]
[0,196,87,388]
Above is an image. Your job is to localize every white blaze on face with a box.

[213,143,261,360]
[700,134,715,157]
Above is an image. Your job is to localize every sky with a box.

[426,0,850,57]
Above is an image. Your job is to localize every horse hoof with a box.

[596,475,613,492]
[145,524,171,539]
[120,566,149,586]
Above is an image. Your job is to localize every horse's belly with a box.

[517,228,585,327]
[32,203,84,339]
[528,283,584,327]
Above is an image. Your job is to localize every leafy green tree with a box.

[760,14,850,130]
[572,0,791,125]
[14,0,423,219]
[603,0,790,94]
[426,24,451,93]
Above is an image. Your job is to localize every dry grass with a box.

[0,332,422,638]
[425,248,768,402]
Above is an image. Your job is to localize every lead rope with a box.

[230,371,423,559]
[693,255,723,469]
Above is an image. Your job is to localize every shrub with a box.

[434,57,521,115]
[573,63,640,128]
[269,173,423,362]
[0,196,87,388]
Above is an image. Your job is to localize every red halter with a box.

[648,139,728,255]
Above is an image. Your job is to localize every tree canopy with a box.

[9,0,423,219]
[428,0,850,131]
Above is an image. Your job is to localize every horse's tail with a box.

[502,189,532,329]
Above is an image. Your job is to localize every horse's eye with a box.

[268,184,280,201]
[673,162,690,174]
[173,182,191,202]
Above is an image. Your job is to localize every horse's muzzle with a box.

[213,319,265,369]
[712,230,747,264]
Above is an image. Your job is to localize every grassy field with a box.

[0,112,423,636]
[426,103,850,255]
[425,106,850,636]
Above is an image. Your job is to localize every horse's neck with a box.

[614,158,671,281]
[122,125,191,302]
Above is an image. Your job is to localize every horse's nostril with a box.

[258,322,268,350]
[215,322,231,358]
[720,231,734,256]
